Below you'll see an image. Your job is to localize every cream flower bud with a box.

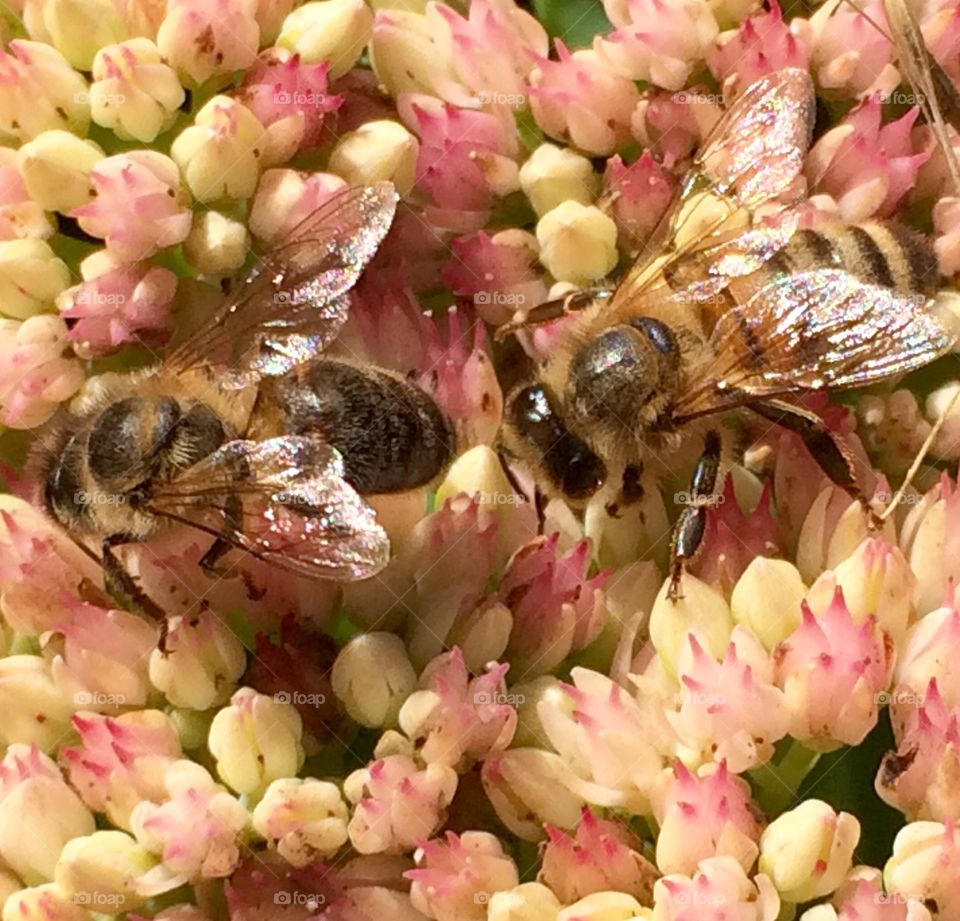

[328,120,418,196]
[183,211,250,276]
[649,574,734,678]
[54,831,156,913]
[208,687,304,797]
[731,558,806,651]
[759,800,860,903]
[0,655,75,752]
[331,633,417,729]
[2,884,92,921]
[0,746,96,885]
[520,144,599,217]
[148,612,246,711]
[277,0,374,78]
[481,749,585,841]
[16,131,104,214]
[90,39,185,143]
[0,239,70,319]
[536,201,618,285]
[557,891,646,921]
[252,777,348,866]
[39,0,126,70]
[170,96,265,202]
[489,883,562,921]
[884,821,960,914]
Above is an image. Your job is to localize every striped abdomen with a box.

[664,220,938,330]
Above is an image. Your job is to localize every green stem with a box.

[752,740,821,816]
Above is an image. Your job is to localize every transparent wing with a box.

[165,183,399,382]
[672,269,959,421]
[146,437,390,580]
[608,68,816,311]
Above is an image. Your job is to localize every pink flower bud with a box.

[0,40,89,142]
[0,314,84,428]
[398,648,517,768]
[800,0,899,99]
[806,99,931,221]
[156,0,259,87]
[540,807,657,904]
[442,230,549,326]
[48,599,158,712]
[417,306,502,449]
[877,680,960,822]
[708,2,808,90]
[806,538,916,648]
[594,0,719,91]
[90,39,184,142]
[529,43,639,156]
[691,477,781,597]
[652,856,780,921]
[432,0,548,108]
[236,50,341,158]
[407,831,519,921]
[602,152,674,256]
[131,760,249,895]
[62,710,183,830]
[632,87,721,167]
[924,0,960,93]
[71,152,191,261]
[344,754,458,854]
[0,745,95,885]
[670,631,789,772]
[774,589,894,750]
[897,606,960,710]
[400,94,519,231]
[57,254,177,357]
[812,867,934,921]
[497,535,607,679]
[248,168,346,244]
[652,762,764,876]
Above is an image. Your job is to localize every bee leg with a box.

[668,432,721,601]
[494,287,611,341]
[198,494,242,577]
[749,400,879,524]
[101,534,169,652]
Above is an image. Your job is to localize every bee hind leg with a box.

[668,431,721,601]
[749,400,880,527]
[101,534,170,652]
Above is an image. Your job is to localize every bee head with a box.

[566,317,681,438]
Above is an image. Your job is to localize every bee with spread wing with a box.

[499,69,960,596]
[32,182,456,644]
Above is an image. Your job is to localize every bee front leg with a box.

[668,431,721,601]
[101,534,169,652]
[198,494,242,577]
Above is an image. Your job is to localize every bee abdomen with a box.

[770,221,938,295]
[275,360,455,495]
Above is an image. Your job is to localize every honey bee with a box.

[30,182,455,644]
[498,69,960,596]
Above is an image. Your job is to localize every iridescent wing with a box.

[165,183,399,383]
[608,68,816,311]
[671,269,960,422]
[146,437,390,580]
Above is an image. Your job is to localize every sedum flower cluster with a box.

[0,0,959,920]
